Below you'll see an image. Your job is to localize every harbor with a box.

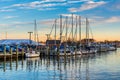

[0,39,118,59]
[0,48,120,80]
[0,14,118,58]
[0,0,120,80]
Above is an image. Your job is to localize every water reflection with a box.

[0,49,120,80]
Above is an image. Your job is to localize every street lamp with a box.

[28,32,33,45]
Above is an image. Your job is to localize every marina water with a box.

[0,48,120,80]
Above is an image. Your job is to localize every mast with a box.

[75,16,77,41]
[86,18,89,45]
[34,20,37,42]
[55,19,57,46]
[60,15,62,42]
[65,16,68,42]
[79,16,81,43]
[37,34,39,43]
[72,14,74,42]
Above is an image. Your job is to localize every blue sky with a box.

[0,0,120,41]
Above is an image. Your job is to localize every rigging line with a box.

[67,17,71,38]
[68,25,72,39]
[65,16,68,41]
[61,19,66,35]
[68,15,73,39]
[49,23,55,36]
[73,19,77,41]
[89,25,94,39]
[73,16,78,41]
[73,28,77,41]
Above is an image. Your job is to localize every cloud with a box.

[0,23,8,27]
[61,14,79,18]
[0,9,14,12]
[4,16,18,19]
[38,7,57,11]
[42,0,66,2]
[87,16,120,25]
[2,0,67,11]
[67,0,91,4]
[40,19,55,26]
[68,1,107,12]
[0,21,33,28]
[104,16,120,23]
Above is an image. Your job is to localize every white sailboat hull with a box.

[25,51,40,58]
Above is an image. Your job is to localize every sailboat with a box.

[25,50,40,58]
[25,20,40,58]
[57,16,72,56]
[81,18,97,55]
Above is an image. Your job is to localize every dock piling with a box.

[16,45,18,57]
[22,48,24,57]
[4,45,6,57]
[10,47,12,58]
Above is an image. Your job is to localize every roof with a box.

[46,40,61,45]
[0,39,44,45]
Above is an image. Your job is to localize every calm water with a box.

[0,49,120,80]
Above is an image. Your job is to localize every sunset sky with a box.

[0,0,120,42]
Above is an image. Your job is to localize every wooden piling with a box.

[10,47,12,58]
[3,56,6,72]
[64,43,66,56]
[10,57,12,70]
[27,46,29,53]
[22,48,24,57]
[46,46,49,56]
[16,56,18,70]
[16,45,18,57]
[4,45,6,57]
[75,48,77,56]
[57,50,59,57]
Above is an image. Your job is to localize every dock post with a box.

[4,45,6,57]
[75,48,77,56]
[27,46,29,53]
[46,46,49,56]
[58,46,60,57]
[16,55,18,70]
[10,48,12,70]
[64,43,66,57]
[22,48,24,57]
[10,47,12,58]
[10,56,12,70]
[3,57,6,72]
[16,45,18,58]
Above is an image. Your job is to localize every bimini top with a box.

[0,39,43,45]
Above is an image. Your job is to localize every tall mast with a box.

[55,19,57,46]
[79,16,81,43]
[72,14,74,42]
[65,16,68,42]
[34,20,37,42]
[60,15,62,42]
[37,34,39,43]
[86,18,89,45]
[75,16,77,41]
